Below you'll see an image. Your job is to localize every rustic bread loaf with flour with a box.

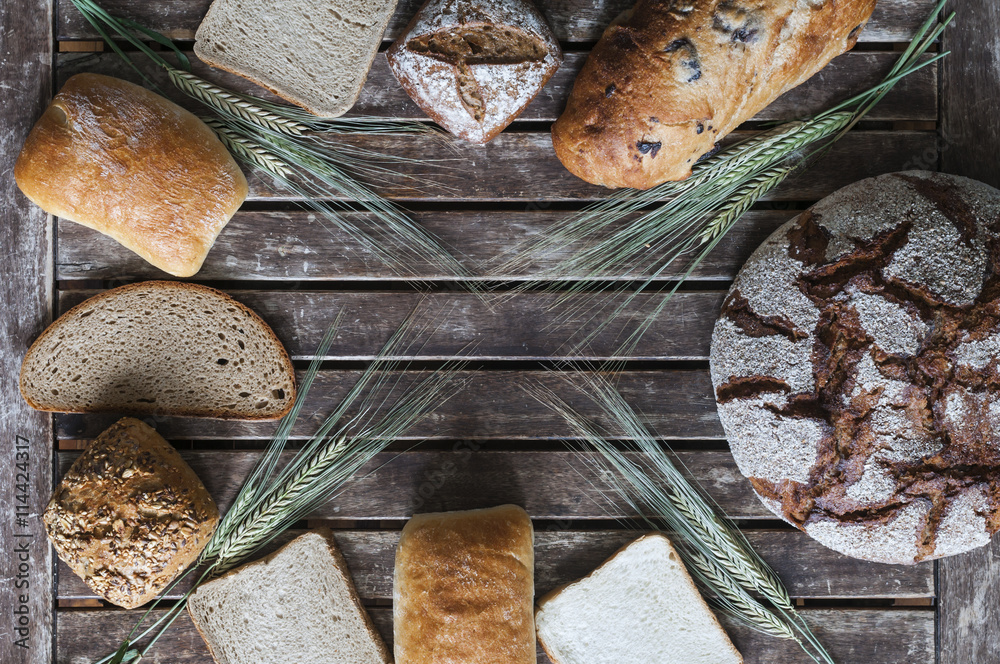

[387,0,562,144]
[536,533,742,664]
[44,418,219,609]
[710,171,1000,564]
[14,73,247,277]
[394,504,535,664]
[195,0,399,118]
[20,281,295,420]
[552,0,877,189]
[188,530,390,664]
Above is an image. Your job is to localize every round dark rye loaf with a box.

[710,171,1000,565]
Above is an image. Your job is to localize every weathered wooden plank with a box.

[56,51,939,123]
[938,2,1000,663]
[57,209,794,281]
[55,448,776,521]
[237,131,938,203]
[55,369,726,440]
[57,290,727,361]
[55,0,936,43]
[56,607,936,664]
[0,0,55,662]
[57,528,934,601]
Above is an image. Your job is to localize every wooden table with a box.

[2,0,998,662]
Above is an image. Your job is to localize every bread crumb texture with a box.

[19,281,295,420]
[194,0,399,117]
[710,171,1000,564]
[187,530,390,664]
[44,418,219,609]
[536,533,742,664]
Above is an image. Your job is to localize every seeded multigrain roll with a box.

[44,418,219,608]
[552,0,877,189]
[710,171,1000,565]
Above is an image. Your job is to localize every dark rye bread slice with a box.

[20,281,295,420]
[710,171,1000,565]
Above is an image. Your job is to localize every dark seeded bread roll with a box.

[552,0,877,189]
[710,171,1000,564]
[44,418,219,609]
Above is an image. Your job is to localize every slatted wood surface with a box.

[2,0,999,663]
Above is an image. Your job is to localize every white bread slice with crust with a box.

[188,529,391,664]
[19,281,295,420]
[535,532,743,664]
[194,0,399,118]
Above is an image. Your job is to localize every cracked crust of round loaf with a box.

[710,171,1000,564]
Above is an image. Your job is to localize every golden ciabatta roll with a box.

[393,504,535,664]
[14,73,248,277]
[551,0,878,189]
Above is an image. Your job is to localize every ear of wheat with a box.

[97,311,470,664]
[526,372,837,664]
[69,0,473,284]
[489,0,954,360]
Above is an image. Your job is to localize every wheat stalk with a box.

[69,0,473,284]
[96,311,469,664]
[487,1,954,359]
[526,373,835,664]
[168,69,308,135]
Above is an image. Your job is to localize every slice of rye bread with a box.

[19,281,294,420]
[194,0,399,118]
[535,533,743,664]
[188,529,391,664]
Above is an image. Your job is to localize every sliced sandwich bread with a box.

[535,533,743,664]
[194,0,399,118]
[19,281,295,420]
[188,529,390,664]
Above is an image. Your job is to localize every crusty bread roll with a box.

[387,0,562,144]
[710,171,1000,564]
[552,0,877,189]
[393,504,535,664]
[44,417,219,609]
[14,73,248,277]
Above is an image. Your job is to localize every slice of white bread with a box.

[19,281,295,420]
[188,529,391,664]
[194,0,400,118]
[535,533,743,664]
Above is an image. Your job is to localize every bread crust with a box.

[394,504,535,664]
[14,73,247,276]
[551,0,877,189]
[387,0,562,144]
[44,417,220,609]
[535,532,742,664]
[19,280,296,421]
[188,529,391,664]
[710,171,1000,564]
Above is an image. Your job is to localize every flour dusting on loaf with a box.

[710,171,1000,564]
[388,0,562,144]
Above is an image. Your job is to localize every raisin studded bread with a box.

[20,281,295,420]
[44,417,219,609]
[710,171,1000,564]
[387,0,562,144]
[552,0,877,189]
